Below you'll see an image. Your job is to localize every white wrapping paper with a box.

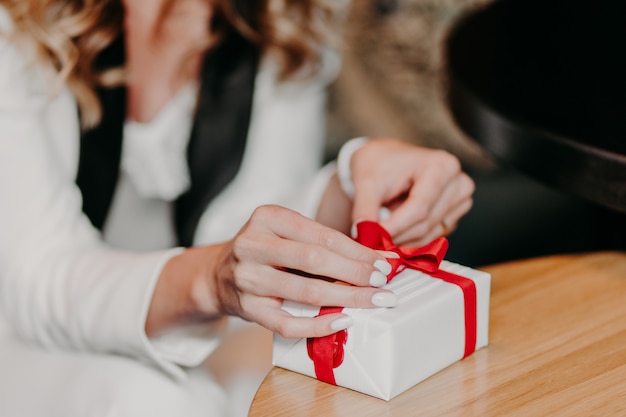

[272,260,491,400]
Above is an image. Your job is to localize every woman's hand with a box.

[149,205,397,339]
[349,138,475,246]
[211,205,397,338]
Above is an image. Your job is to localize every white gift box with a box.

[272,260,491,401]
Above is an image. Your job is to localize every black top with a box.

[76,32,260,246]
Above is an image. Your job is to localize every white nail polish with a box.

[330,316,353,331]
[374,259,392,275]
[350,223,357,238]
[378,207,391,221]
[369,271,387,287]
[371,292,397,308]
[350,218,368,238]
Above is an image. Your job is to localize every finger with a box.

[350,178,387,225]
[423,173,474,236]
[237,264,397,308]
[387,173,473,245]
[251,205,383,267]
[245,205,394,286]
[255,306,355,339]
[381,159,460,237]
[247,235,392,288]
[392,193,473,246]
[236,294,355,339]
[443,197,474,234]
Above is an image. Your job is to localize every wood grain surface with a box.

[249,252,626,417]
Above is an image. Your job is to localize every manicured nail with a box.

[369,271,387,287]
[350,219,364,238]
[378,207,391,221]
[371,292,397,308]
[374,259,392,275]
[330,315,353,331]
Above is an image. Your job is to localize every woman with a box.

[0,0,474,416]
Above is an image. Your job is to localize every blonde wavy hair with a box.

[0,0,338,128]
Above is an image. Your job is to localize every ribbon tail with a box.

[307,335,338,385]
[307,306,345,384]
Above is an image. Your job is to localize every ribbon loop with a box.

[354,221,448,278]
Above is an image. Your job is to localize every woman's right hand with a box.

[193,205,397,339]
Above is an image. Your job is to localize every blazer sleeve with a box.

[0,16,218,380]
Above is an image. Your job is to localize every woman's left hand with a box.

[349,138,475,247]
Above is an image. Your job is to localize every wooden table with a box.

[249,252,626,416]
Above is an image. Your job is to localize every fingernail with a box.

[371,292,397,308]
[330,315,353,331]
[374,259,392,275]
[350,218,370,238]
[369,270,387,287]
[378,207,391,221]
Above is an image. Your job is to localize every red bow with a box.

[307,221,478,385]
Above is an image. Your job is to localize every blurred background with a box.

[325,0,624,267]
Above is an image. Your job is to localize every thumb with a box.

[350,182,384,231]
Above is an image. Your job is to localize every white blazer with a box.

[0,6,339,379]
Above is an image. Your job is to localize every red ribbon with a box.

[306,221,478,385]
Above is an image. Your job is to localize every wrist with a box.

[146,246,222,336]
[337,136,368,199]
[186,244,225,319]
